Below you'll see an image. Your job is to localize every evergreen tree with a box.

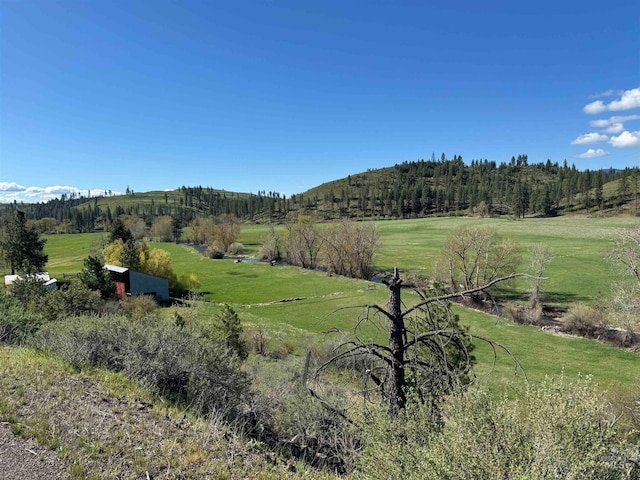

[121,239,142,270]
[618,169,630,198]
[109,218,133,244]
[0,211,48,275]
[79,255,116,299]
[215,304,248,360]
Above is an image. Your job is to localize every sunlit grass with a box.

[39,217,640,392]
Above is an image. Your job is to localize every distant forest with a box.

[2,155,639,233]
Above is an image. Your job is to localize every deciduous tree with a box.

[150,216,174,242]
[285,214,322,269]
[435,226,520,294]
[528,243,554,308]
[258,224,282,262]
[607,228,640,329]
[321,219,379,279]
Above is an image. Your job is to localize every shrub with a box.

[244,357,358,474]
[174,273,201,294]
[356,394,439,479]
[562,304,607,338]
[273,388,358,473]
[357,376,637,479]
[33,315,252,418]
[38,282,102,321]
[7,277,49,311]
[227,242,244,255]
[205,244,224,259]
[249,327,270,356]
[505,304,544,326]
[0,288,43,344]
[120,294,158,321]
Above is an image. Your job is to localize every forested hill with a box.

[2,155,639,233]
[303,155,635,219]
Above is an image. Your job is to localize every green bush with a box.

[120,294,158,321]
[274,388,358,473]
[244,356,358,474]
[0,288,43,344]
[38,282,102,322]
[356,393,439,479]
[7,277,48,312]
[214,304,248,360]
[33,314,252,418]
[357,377,638,479]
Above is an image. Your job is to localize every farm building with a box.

[4,272,58,290]
[104,265,169,301]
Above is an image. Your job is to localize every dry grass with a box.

[0,347,336,479]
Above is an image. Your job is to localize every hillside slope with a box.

[0,347,329,479]
[2,157,638,232]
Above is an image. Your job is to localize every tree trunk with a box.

[387,267,406,415]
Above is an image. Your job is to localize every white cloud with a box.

[604,123,624,134]
[589,115,640,128]
[0,182,27,192]
[571,132,608,145]
[576,148,609,158]
[609,131,640,148]
[609,88,640,111]
[583,88,640,114]
[584,100,606,114]
[589,89,622,99]
[0,184,120,203]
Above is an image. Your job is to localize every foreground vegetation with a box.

[1,284,639,478]
[0,346,320,479]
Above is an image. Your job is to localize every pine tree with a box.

[215,304,248,360]
[0,211,48,275]
[79,255,116,298]
[109,218,133,243]
[121,239,142,270]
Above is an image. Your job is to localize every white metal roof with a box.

[104,264,128,274]
[4,272,50,287]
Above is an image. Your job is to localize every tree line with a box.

[1,157,638,234]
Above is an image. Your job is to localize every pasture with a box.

[40,216,640,393]
[240,215,638,307]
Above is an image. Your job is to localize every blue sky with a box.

[1,1,639,203]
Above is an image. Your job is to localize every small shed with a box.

[104,265,169,301]
[4,272,56,290]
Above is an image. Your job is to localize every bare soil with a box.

[0,422,68,479]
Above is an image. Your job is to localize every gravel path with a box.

[0,423,67,480]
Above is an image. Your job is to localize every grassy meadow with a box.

[39,216,640,394]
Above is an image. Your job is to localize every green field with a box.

[39,216,640,393]
[239,216,639,307]
[40,232,105,275]
[374,215,640,307]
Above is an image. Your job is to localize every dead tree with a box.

[313,268,525,416]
